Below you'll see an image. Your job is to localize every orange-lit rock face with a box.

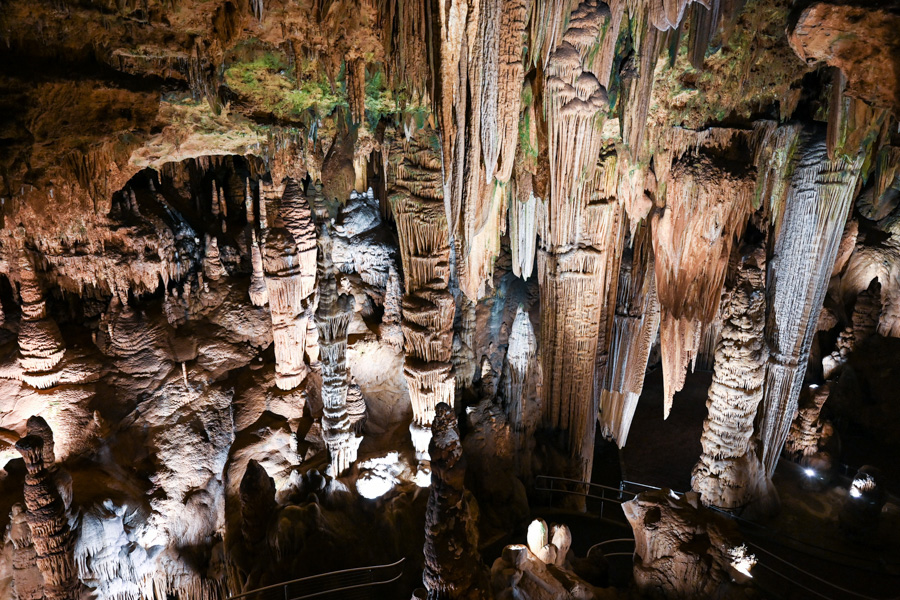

[789,1,900,112]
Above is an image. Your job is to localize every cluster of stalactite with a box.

[599,225,659,447]
[386,129,455,458]
[315,225,359,476]
[691,245,769,510]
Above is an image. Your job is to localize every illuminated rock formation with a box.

[784,384,831,461]
[502,305,541,475]
[599,226,659,446]
[653,152,755,416]
[16,254,66,390]
[823,280,881,379]
[387,130,455,457]
[758,128,862,476]
[15,435,78,600]
[248,230,268,307]
[623,490,754,599]
[539,192,624,482]
[692,246,769,510]
[263,217,310,391]
[315,225,359,476]
[789,1,900,111]
[422,403,489,600]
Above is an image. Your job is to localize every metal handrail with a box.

[290,571,405,600]
[227,557,406,600]
[536,475,900,600]
[537,475,638,498]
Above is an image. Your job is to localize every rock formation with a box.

[624,489,754,599]
[315,224,359,476]
[239,460,277,546]
[387,130,455,459]
[599,226,659,446]
[692,245,769,510]
[784,384,831,462]
[758,127,862,476]
[14,435,78,600]
[422,403,489,600]
[16,253,67,390]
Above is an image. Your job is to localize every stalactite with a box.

[346,58,367,125]
[599,225,660,447]
[653,152,755,417]
[543,0,611,250]
[248,230,268,307]
[422,403,489,600]
[692,245,768,510]
[16,252,66,389]
[493,0,529,183]
[263,218,309,391]
[15,435,78,600]
[315,225,359,476]
[380,265,404,350]
[279,179,318,299]
[509,171,538,280]
[758,127,863,477]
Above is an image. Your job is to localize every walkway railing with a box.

[226,557,406,600]
[534,475,900,600]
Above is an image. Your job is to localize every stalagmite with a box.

[822,280,881,379]
[16,253,66,389]
[653,152,755,416]
[422,403,489,600]
[784,384,831,461]
[387,131,455,458]
[315,225,359,476]
[758,127,862,476]
[202,235,228,281]
[502,306,541,477]
[15,435,78,600]
[692,245,769,510]
[239,460,277,546]
[263,218,309,391]
[599,226,660,447]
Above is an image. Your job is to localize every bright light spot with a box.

[356,473,394,499]
[669,489,679,500]
[729,545,757,578]
[804,468,816,477]
[849,487,862,499]
[414,464,432,488]
[355,452,402,499]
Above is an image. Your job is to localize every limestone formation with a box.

[16,253,66,389]
[15,435,78,600]
[784,384,831,462]
[692,246,768,510]
[599,226,659,446]
[315,224,359,476]
[6,504,44,600]
[263,217,310,391]
[388,130,455,458]
[758,128,862,476]
[422,403,489,600]
[653,152,755,416]
[623,489,754,599]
